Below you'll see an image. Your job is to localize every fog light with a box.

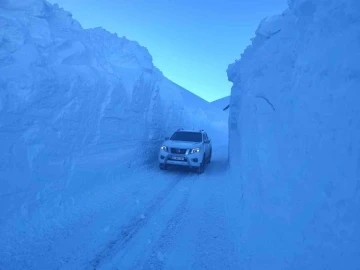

[192,158,198,163]
[160,155,165,159]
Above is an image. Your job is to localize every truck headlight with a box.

[160,145,168,152]
[190,148,200,154]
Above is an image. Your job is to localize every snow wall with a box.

[227,0,360,269]
[0,0,227,234]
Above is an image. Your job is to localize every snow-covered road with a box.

[2,142,244,270]
[91,145,236,270]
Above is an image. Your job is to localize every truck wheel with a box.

[159,164,167,170]
[207,150,212,164]
[197,155,206,174]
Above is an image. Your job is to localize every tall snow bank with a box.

[0,0,227,252]
[227,0,360,269]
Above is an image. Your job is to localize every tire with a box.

[197,155,206,174]
[159,163,167,170]
[207,150,212,164]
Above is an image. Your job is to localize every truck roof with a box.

[175,129,205,133]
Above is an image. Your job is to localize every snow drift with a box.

[227,0,360,269]
[0,0,227,254]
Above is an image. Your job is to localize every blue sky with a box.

[49,0,287,102]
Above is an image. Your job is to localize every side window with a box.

[203,133,207,141]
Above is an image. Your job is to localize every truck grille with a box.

[170,148,187,154]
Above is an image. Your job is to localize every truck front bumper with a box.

[158,150,202,168]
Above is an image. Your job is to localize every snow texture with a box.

[227,0,360,269]
[0,0,227,264]
[210,96,230,110]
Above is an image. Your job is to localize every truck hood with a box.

[165,140,201,149]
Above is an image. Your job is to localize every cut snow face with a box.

[227,0,360,269]
[0,0,228,261]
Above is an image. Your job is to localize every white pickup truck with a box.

[158,129,212,173]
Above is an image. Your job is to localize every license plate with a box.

[172,156,185,161]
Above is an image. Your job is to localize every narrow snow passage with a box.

[93,144,235,270]
[2,138,243,270]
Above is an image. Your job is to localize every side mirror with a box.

[205,139,211,143]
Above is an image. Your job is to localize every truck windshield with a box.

[170,132,202,142]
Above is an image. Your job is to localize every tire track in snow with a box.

[87,172,190,270]
[190,186,239,270]
[132,177,194,270]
